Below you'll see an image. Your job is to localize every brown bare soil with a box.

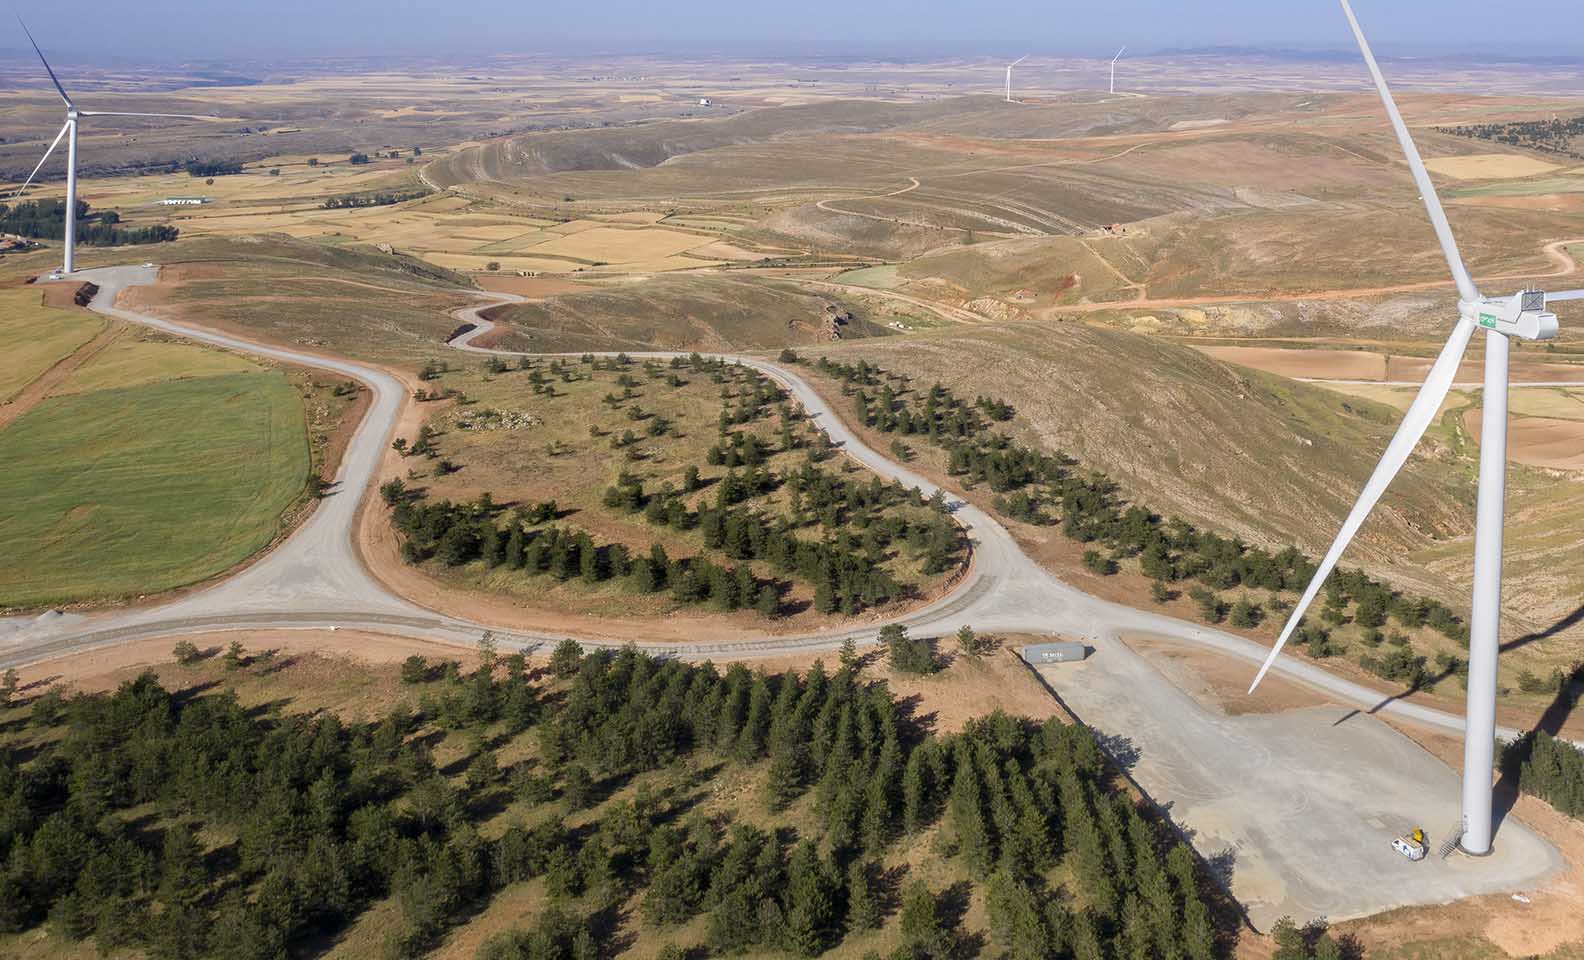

[471,275,591,297]
[1192,344,1387,380]
[1387,354,1584,385]
[1465,409,1584,471]
[1124,631,1332,715]
[863,643,1069,733]
[9,630,482,710]
[37,281,95,310]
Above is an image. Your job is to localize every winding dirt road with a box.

[1,264,1571,923]
[0,262,1548,752]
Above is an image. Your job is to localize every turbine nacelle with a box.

[1462,291,1560,342]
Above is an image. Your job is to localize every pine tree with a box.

[814,579,837,615]
[838,636,859,671]
[765,744,807,811]
[987,870,1047,960]
[898,880,949,956]
[956,624,978,658]
[950,749,994,875]
[736,674,772,761]
[902,746,930,834]
[782,840,838,956]
[756,584,779,617]
[846,859,880,933]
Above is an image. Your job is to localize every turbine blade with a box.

[8,120,69,198]
[77,110,216,120]
[16,17,72,107]
[1249,317,1476,693]
[1113,46,1127,62]
[1339,0,1479,304]
[1545,289,1584,303]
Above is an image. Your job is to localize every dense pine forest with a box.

[0,198,179,245]
[0,640,1283,960]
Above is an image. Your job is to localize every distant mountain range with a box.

[1152,45,1584,66]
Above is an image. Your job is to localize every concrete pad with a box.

[1035,639,1563,930]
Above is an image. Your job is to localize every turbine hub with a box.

[1460,291,1559,342]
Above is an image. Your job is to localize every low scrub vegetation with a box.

[812,355,1476,683]
[389,353,964,619]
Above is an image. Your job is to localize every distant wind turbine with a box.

[1248,0,1584,858]
[1109,46,1127,95]
[1004,55,1029,103]
[10,18,217,275]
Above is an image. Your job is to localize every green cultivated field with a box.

[0,370,308,608]
[0,289,104,402]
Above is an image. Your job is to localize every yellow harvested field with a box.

[616,255,727,273]
[423,253,588,273]
[0,289,106,403]
[1314,381,1472,416]
[530,226,709,263]
[685,240,771,261]
[1465,410,1584,470]
[51,334,261,396]
[1423,154,1563,180]
[544,219,608,235]
[1507,387,1584,420]
[598,211,669,224]
[473,275,593,297]
[447,224,544,242]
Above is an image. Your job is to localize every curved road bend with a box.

[0,265,1549,751]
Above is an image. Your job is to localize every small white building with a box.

[158,196,211,206]
[697,97,712,107]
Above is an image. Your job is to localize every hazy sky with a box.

[7,0,1584,62]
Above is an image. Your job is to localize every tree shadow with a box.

[876,862,911,917]
[1501,602,1584,655]
[891,693,939,743]
[1206,846,1237,891]
[1334,602,1584,730]
[16,673,63,695]
[1330,660,1460,728]
[1492,668,1582,837]
[1091,729,1142,775]
[171,680,224,707]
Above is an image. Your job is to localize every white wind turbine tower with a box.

[1109,46,1126,94]
[1004,55,1029,103]
[1249,0,1584,858]
[10,18,216,276]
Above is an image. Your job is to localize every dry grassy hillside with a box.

[901,92,1342,140]
[1136,202,1584,299]
[117,235,481,364]
[480,274,897,353]
[811,323,1584,640]
[811,322,1472,592]
[424,98,995,187]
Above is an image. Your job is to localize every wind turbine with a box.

[10,18,216,276]
[1005,55,1029,103]
[1248,0,1584,858]
[1109,46,1126,95]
